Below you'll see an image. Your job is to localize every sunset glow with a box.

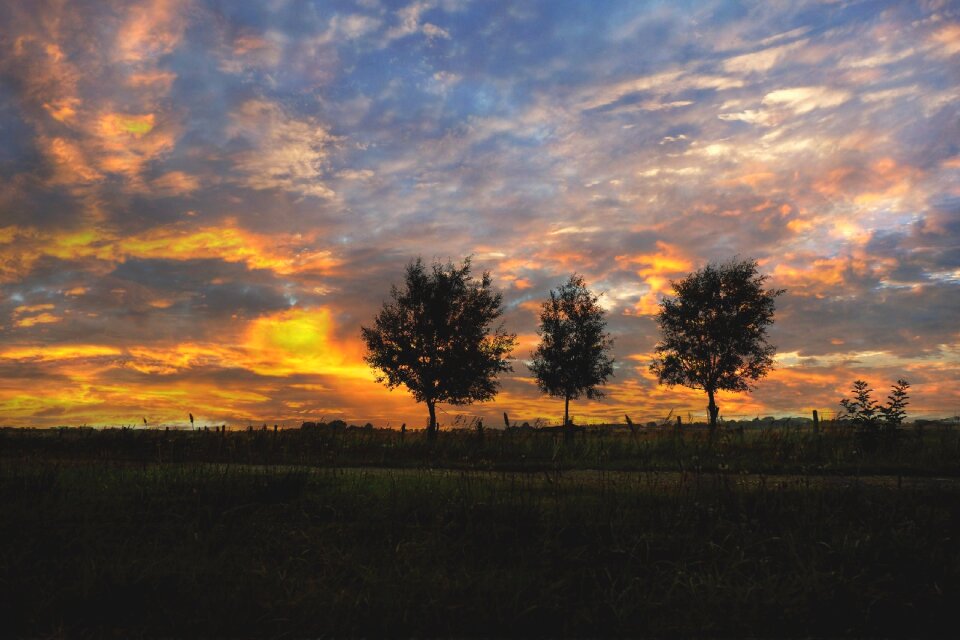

[1,1,958,428]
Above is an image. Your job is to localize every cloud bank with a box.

[1,0,958,427]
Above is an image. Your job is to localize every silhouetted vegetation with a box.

[2,453,959,637]
[4,420,959,476]
[840,378,912,449]
[361,257,517,439]
[879,378,911,427]
[651,258,784,432]
[529,274,614,432]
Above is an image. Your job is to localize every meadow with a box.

[1,422,959,637]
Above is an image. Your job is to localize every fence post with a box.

[812,410,819,433]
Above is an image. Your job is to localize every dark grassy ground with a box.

[1,426,959,637]
[3,420,960,475]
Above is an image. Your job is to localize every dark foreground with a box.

[2,457,960,636]
[3,425,960,637]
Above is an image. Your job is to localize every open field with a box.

[2,425,959,637]
[3,420,960,475]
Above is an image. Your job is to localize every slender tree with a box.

[529,274,615,430]
[650,258,783,432]
[839,379,880,430]
[841,378,910,435]
[361,257,517,439]
[879,379,910,428]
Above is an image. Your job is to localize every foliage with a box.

[529,274,614,427]
[361,257,517,437]
[840,378,911,435]
[650,258,783,430]
[839,379,880,429]
[879,379,911,427]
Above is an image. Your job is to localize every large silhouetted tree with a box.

[650,258,783,432]
[529,274,614,431]
[361,257,517,439]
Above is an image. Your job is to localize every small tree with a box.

[879,379,910,428]
[841,378,910,434]
[650,258,783,432]
[839,379,880,430]
[361,257,517,439]
[529,274,614,430]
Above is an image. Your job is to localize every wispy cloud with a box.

[226,99,336,199]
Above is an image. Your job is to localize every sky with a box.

[0,0,958,429]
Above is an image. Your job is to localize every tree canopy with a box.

[529,274,614,428]
[361,257,517,438]
[650,258,783,430]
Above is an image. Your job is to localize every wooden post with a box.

[676,415,682,429]
[812,410,820,433]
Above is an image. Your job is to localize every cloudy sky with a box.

[1,0,958,428]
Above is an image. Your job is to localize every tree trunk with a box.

[707,388,719,433]
[427,400,437,440]
[564,393,573,442]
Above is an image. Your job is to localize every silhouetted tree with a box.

[361,257,517,439]
[879,379,910,427]
[529,274,614,431]
[841,378,911,435]
[840,379,880,430]
[650,258,783,432]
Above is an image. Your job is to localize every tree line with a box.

[361,256,784,439]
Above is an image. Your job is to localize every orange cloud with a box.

[0,345,123,361]
[929,23,960,58]
[616,242,694,315]
[0,223,343,281]
[772,250,900,297]
[115,0,190,63]
[772,258,846,292]
[94,111,178,180]
[150,171,200,195]
[43,136,103,184]
[14,313,61,328]
[730,171,776,188]
[121,225,342,275]
[43,97,81,123]
[11,304,61,329]
[814,158,919,208]
[126,70,177,90]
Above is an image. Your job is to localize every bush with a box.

[840,378,911,448]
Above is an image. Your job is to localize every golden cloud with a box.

[242,308,370,378]
[616,241,694,315]
[0,223,343,282]
[115,0,190,63]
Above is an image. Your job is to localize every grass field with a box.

[2,424,959,637]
